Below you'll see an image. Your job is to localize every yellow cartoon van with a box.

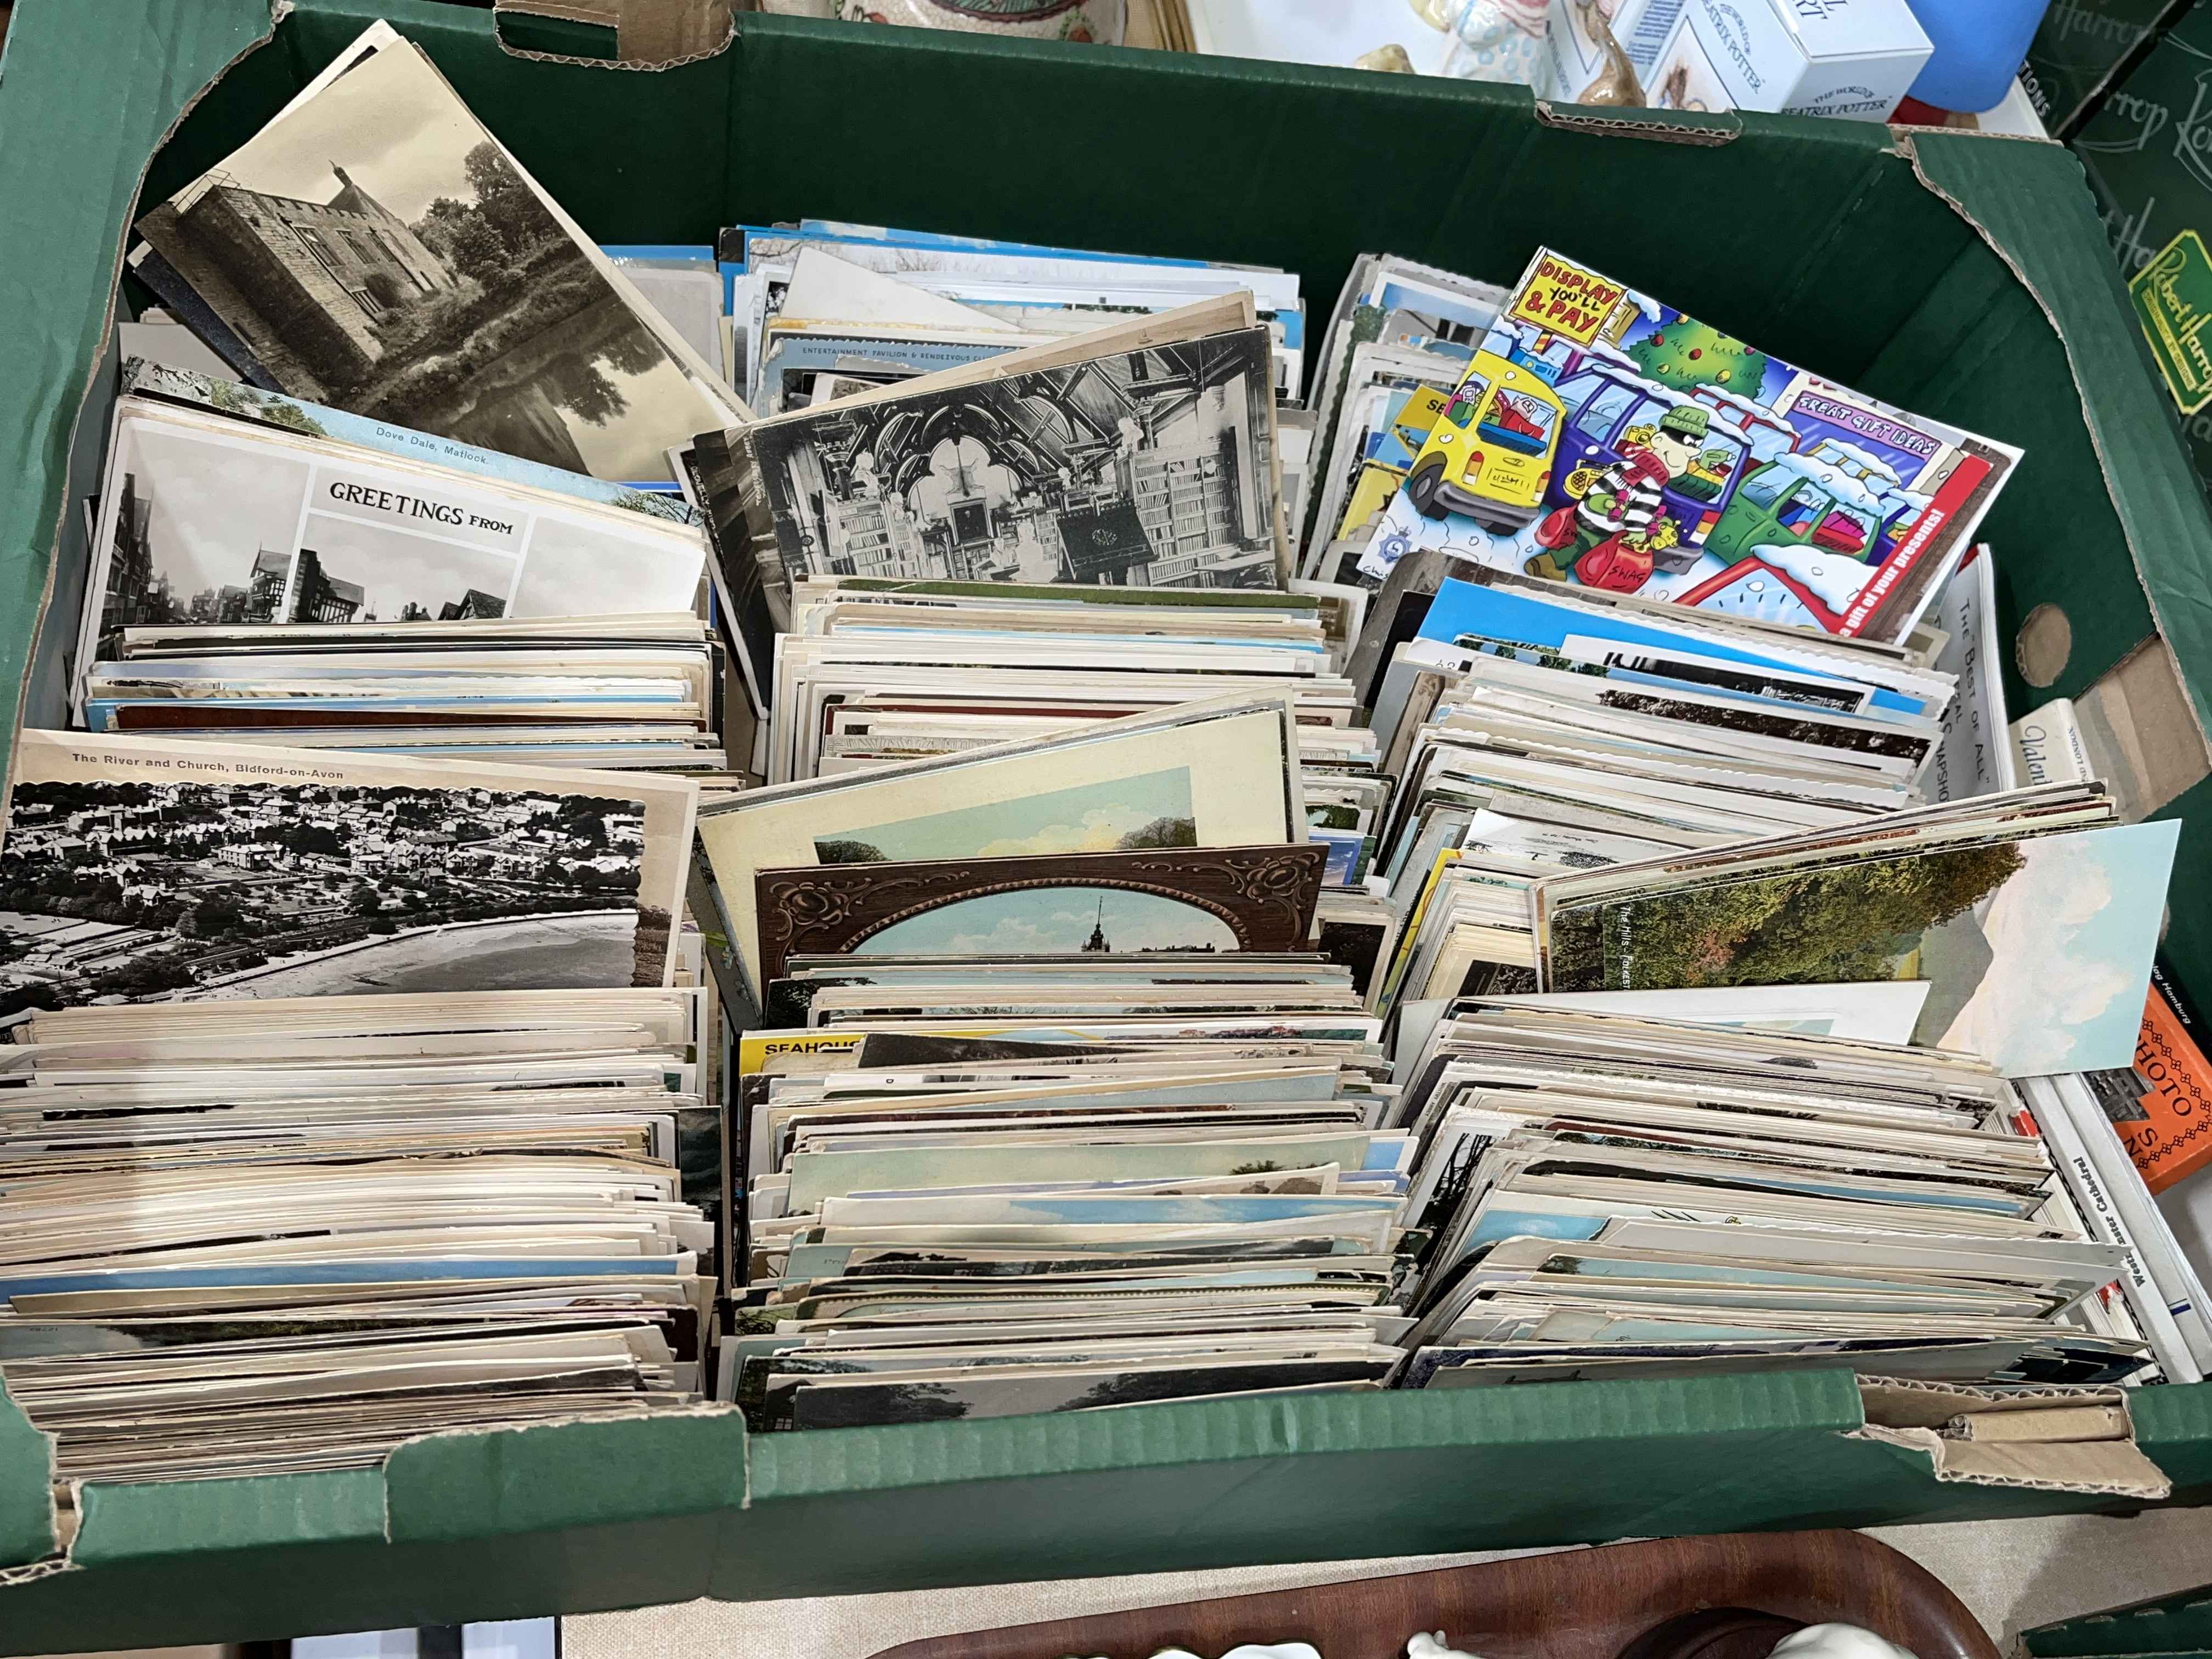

[1333,384,1452,540]
[1404,350,1566,531]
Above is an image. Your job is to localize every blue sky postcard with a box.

[1542,820,2179,1076]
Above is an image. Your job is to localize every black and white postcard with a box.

[133,23,737,481]
[743,325,1283,589]
[0,731,698,1014]
[80,399,707,686]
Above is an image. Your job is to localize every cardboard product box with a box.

[2022,0,2197,140]
[8,0,2212,1648]
[2072,5,2212,494]
[1624,0,1932,119]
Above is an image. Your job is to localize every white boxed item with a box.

[1638,0,1932,120]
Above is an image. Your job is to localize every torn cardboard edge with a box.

[1851,1377,2172,1500]
[1888,120,2055,146]
[740,0,1194,53]
[1895,128,2212,768]
[493,0,737,69]
[1531,99,1739,145]
[1950,1404,2128,1443]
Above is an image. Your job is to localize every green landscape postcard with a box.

[1542,821,2180,1075]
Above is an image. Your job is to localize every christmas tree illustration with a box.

[1627,317,1768,396]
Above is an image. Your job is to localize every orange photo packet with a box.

[2094,966,2212,1194]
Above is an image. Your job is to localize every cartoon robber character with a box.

[1525,403,1710,585]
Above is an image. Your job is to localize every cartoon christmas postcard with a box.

[1358,249,2021,645]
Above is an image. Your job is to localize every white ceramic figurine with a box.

[1771,1626,1921,1659]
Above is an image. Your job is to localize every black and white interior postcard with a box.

[746,325,1283,590]
[78,399,708,693]
[0,730,697,1014]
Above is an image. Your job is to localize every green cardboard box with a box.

[7,0,2212,1647]
[2025,1575,2212,1657]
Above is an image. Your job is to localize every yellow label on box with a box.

[2130,230,2212,416]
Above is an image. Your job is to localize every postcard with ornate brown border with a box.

[753,843,1326,983]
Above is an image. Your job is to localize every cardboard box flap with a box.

[2130,1378,2212,1491]
[1880,133,2162,715]
[1880,131,2212,997]
[50,1409,754,1573]
[747,1367,1872,1501]
[1851,1426,2171,1499]
[382,1409,749,1544]
[73,1466,388,1568]
[715,1370,1883,1600]
[4,1466,736,1651]
[1899,131,2212,748]
[1852,1377,2170,1500]
[0,1378,749,1580]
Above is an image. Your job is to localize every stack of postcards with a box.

[0,987,716,1483]
[700,672,2168,1424]
[684,233,2177,1430]
[2,13,2196,1476]
[76,362,725,770]
[1358,571,2179,1060]
[723,218,1307,411]
[758,574,1395,984]
[1297,253,1509,591]
[684,288,1306,715]
[88,21,739,772]
[0,720,718,1480]
[1387,1002,2144,1390]
[729,976,1407,1430]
